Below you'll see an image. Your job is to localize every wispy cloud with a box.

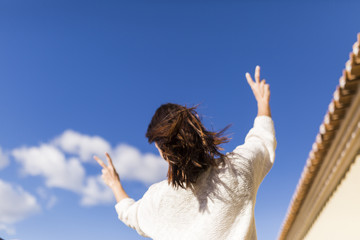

[0,223,16,236]
[36,187,57,209]
[0,179,41,235]
[0,147,9,170]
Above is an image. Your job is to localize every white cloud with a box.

[80,175,113,206]
[11,130,168,206]
[0,179,40,231]
[0,147,9,170]
[112,144,168,184]
[12,145,85,192]
[53,130,111,162]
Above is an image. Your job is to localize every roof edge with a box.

[278,33,360,240]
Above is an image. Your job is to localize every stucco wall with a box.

[304,153,360,240]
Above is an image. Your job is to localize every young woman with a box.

[94,65,276,240]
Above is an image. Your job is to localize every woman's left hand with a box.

[94,152,121,190]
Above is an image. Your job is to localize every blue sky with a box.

[0,1,359,239]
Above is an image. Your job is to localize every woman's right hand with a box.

[245,65,272,117]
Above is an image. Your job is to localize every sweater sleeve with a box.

[114,184,159,238]
[232,116,277,187]
[114,198,149,237]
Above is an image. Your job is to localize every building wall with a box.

[304,153,360,240]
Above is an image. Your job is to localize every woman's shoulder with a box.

[147,179,168,193]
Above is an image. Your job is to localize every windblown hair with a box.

[146,103,231,189]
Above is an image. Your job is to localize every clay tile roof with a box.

[278,33,360,240]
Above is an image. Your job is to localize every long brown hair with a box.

[146,103,231,189]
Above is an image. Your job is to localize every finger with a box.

[255,65,260,83]
[260,79,265,96]
[94,156,107,169]
[264,84,270,101]
[105,152,114,168]
[265,84,271,100]
[102,169,107,174]
[246,72,254,87]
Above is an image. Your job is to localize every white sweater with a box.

[115,116,277,240]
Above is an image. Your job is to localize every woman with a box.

[94,65,276,240]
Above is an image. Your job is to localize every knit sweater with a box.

[115,116,277,240]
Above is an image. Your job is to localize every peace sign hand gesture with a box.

[94,153,121,190]
[245,65,272,117]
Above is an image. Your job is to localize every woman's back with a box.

[115,116,276,240]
